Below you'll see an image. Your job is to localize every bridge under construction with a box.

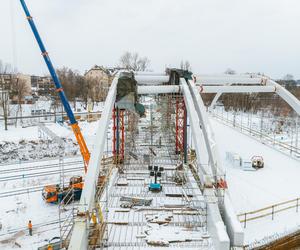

[10,1,300,249]
[64,69,300,250]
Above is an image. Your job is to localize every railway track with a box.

[0,160,83,175]
[0,156,82,168]
[0,218,65,237]
[0,176,82,198]
[0,166,84,182]
[0,159,84,182]
[0,185,44,198]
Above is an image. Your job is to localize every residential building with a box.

[85,65,114,101]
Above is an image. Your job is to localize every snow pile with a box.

[145,224,211,246]
[0,139,79,163]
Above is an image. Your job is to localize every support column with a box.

[119,110,125,163]
[175,96,187,160]
[112,107,117,161]
[183,107,188,163]
[112,106,125,164]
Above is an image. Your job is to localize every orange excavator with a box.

[20,0,90,203]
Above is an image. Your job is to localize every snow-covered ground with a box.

[210,117,300,245]
[0,119,105,164]
[0,118,107,249]
[212,107,300,158]
[2,102,300,248]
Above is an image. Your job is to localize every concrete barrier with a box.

[221,193,244,246]
[207,201,231,250]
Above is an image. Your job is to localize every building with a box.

[17,73,32,96]
[0,74,14,91]
[31,75,54,97]
[84,65,115,101]
[0,73,32,102]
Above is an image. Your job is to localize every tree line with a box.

[203,70,300,116]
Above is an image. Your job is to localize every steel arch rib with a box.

[68,74,119,250]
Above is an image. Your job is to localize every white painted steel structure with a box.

[181,79,213,184]
[135,75,169,85]
[203,74,300,116]
[200,85,275,93]
[187,79,225,178]
[137,85,179,95]
[69,74,119,249]
[68,72,300,250]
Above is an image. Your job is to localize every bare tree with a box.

[0,60,13,130]
[11,77,29,126]
[180,60,191,71]
[283,74,294,81]
[0,80,9,130]
[224,68,236,75]
[119,51,150,71]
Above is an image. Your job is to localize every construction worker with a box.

[47,244,53,250]
[28,220,32,236]
[91,211,97,224]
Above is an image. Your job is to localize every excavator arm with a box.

[19,0,90,172]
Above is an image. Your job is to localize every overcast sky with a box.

[1,0,299,79]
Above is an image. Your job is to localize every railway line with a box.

[0,166,84,182]
[0,185,44,198]
[0,160,84,182]
[0,218,65,237]
[0,155,82,168]
[0,160,83,175]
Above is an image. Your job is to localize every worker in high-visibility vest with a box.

[47,244,53,250]
[28,220,33,236]
[91,211,97,224]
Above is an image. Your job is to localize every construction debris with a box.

[173,163,187,184]
[145,212,173,225]
[120,202,133,209]
[120,196,152,206]
[149,147,157,156]
[145,225,206,246]
[129,151,138,160]
[116,180,128,186]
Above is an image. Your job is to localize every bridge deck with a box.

[99,97,214,249]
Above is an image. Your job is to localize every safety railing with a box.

[211,112,300,158]
[238,197,300,228]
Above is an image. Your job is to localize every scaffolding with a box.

[97,94,212,249]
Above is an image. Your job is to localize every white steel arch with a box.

[192,74,300,116]
[67,72,300,249]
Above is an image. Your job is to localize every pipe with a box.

[134,71,167,76]
[135,75,169,85]
[137,85,180,95]
[199,85,275,93]
[195,77,263,85]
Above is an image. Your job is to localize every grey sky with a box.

[1,0,300,78]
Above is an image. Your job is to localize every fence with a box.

[211,112,300,158]
[0,111,101,127]
[238,197,300,228]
